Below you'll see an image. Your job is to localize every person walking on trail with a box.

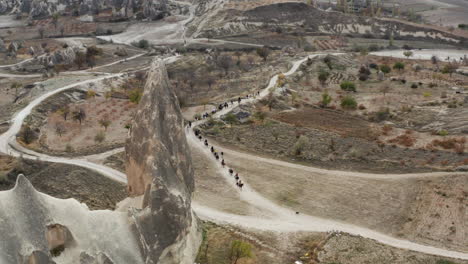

[204,139,208,146]
[188,121,192,127]
[221,159,225,167]
[238,97,241,104]
[238,180,244,190]
[210,146,214,153]
[235,173,239,181]
[198,135,202,141]
[229,169,234,175]
[220,151,224,157]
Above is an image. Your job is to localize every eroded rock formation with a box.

[0,0,169,20]
[126,58,201,264]
[0,175,144,263]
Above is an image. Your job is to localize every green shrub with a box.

[340,96,357,110]
[292,135,309,156]
[393,62,405,71]
[320,93,332,107]
[380,64,391,74]
[438,130,449,136]
[340,81,356,92]
[254,111,266,122]
[318,71,330,86]
[129,89,143,103]
[132,39,150,49]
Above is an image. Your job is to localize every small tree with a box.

[217,55,233,76]
[94,131,106,143]
[129,89,143,103]
[403,51,413,59]
[292,135,309,156]
[320,93,332,107]
[234,51,242,65]
[52,13,60,29]
[74,51,86,69]
[224,113,238,127]
[38,26,45,39]
[381,85,391,98]
[229,240,252,264]
[393,62,405,71]
[431,55,439,68]
[254,111,266,123]
[340,81,356,92]
[256,46,270,62]
[72,108,86,125]
[99,117,111,131]
[10,82,22,99]
[266,92,275,111]
[137,39,150,49]
[318,71,330,87]
[59,105,70,120]
[55,122,66,137]
[441,62,459,77]
[206,76,216,89]
[19,125,36,144]
[341,96,357,110]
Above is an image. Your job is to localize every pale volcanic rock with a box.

[125,58,201,264]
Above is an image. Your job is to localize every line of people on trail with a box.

[194,129,244,190]
[193,91,262,121]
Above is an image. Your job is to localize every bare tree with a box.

[99,116,111,131]
[55,122,66,137]
[59,25,65,37]
[74,51,86,69]
[217,55,233,76]
[38,26,45,39]
[206,76,216,89]
[72,108,86,125]
[256,46,271,62]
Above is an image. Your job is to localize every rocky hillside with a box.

[198,2,466,45]
[125,58,201,263]
[0,0,169,20]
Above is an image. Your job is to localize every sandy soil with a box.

[42,97,135,151]
[191,142,270,217]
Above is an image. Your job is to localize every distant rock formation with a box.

[126,58,201,263]
[0,0,169,20]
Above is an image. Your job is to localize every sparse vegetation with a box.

[229,240,253,264]
[380,64,391,74]
[393,62,405,71]
[94,131,106,143]
[340,81,356,92]
[292,135,309,156]
[340,96,357,110]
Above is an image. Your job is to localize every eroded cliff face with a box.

[126,58,201,264]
